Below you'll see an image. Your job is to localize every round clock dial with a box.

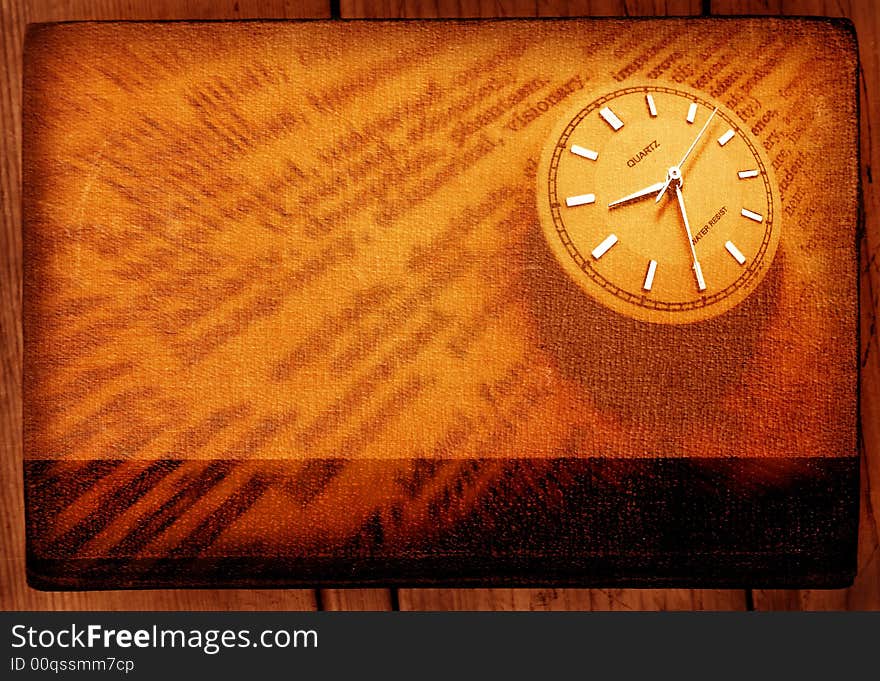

[537,85,780,324]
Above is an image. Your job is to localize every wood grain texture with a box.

[712,0,880,613]
[320,588,393,610]
[340,0,703,16]
[399,588,745,610]
[0,0,875,611]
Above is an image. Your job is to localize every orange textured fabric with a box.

[22,19,858,588]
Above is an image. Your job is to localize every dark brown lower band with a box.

[24,457,858,589]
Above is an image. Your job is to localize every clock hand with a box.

[676,106,718,170]
[655,106,718,203]
[607,181,667,209]
[673,183,706,292]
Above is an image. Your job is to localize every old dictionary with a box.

[22,19,859,588]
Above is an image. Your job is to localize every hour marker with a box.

[565,193,595,207]
[686,102,698,124]
[741,208,763,223]
[600,107,624,131]
[592,234,618,260]
[738,169,760,179]
[718,129,735,146]
[646,94,657,117]
[643,260,657,291]
[571,144,599,161]
[725,240,746,265]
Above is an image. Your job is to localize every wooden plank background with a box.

[0,0,876,611]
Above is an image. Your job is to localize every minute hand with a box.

[674,184,706,292]
[655,107,718,203]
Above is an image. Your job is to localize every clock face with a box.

[537,85,781,324]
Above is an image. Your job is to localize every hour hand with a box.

[607,181,667,208]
